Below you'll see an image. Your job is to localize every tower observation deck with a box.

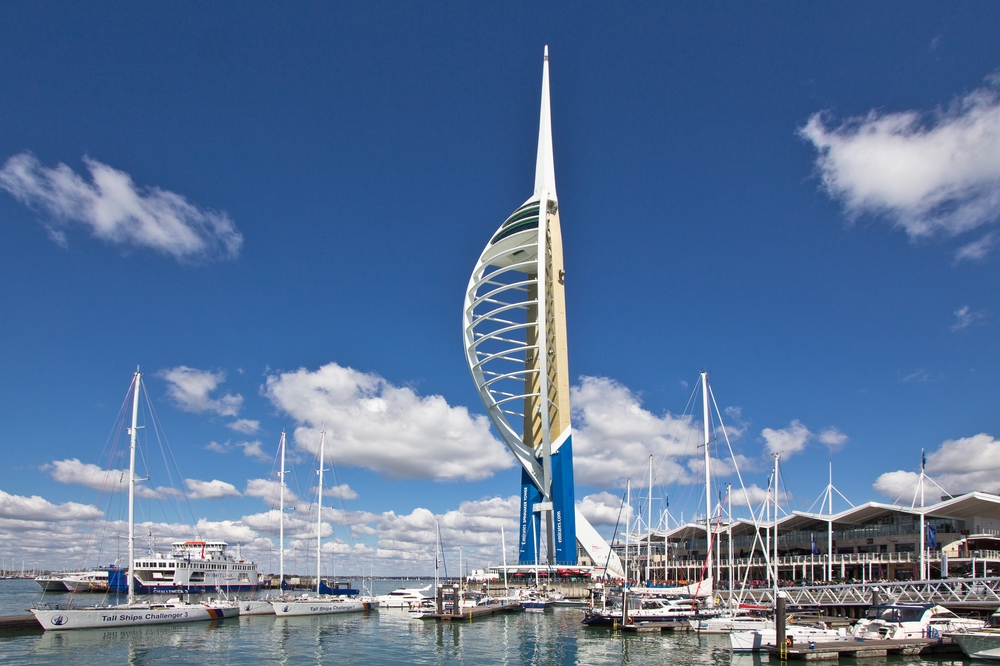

[463,48,623,577]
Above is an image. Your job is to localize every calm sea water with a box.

[0,579,973,665]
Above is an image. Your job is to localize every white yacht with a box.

[375,586,432,609]
[851,603,984,640]
[730,624,845,652]
[62,570,110,592]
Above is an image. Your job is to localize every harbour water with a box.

[0,579,972,665]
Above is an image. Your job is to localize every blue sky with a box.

[2,2,999,575]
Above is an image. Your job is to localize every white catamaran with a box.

[31,370,239,630]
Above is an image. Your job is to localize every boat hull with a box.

[31,604,224,631]
[953,633,1000,660]
[272,598,379,616]
[239,600,277,615]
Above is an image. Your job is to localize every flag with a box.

[921,449,926,471]
[927,524,937,550]
[811,533,819,555]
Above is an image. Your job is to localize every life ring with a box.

[785,636,794,648]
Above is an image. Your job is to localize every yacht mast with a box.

[127,369,141,604]
[625,478,631,586]
[316,429,326,595]
[646,455,653,585]
[701,372,711,587]
[772,453,780,600]
[279,430,286,591]
[501,525,508,590]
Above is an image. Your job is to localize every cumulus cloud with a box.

[952,305,986,331]
[761,421,847,458]
[184,478,242,500]
[818,427,849,453]
[0,152,242,260]
[0,489,102,522]
[43,458,127,491]
[578,492,631,527]
[227,419,260,435]
[729,484,790,509]
[160,366,242,417]
[800,75,1000,249]
[570,376,707,487]
[761,421,812,457]
[244,478,299,505]
[264,362,514,482]
[874,433,1000,499]
[326,484,358,500]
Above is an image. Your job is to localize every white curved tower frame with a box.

[463,46,569,505]
[463,48,623,577]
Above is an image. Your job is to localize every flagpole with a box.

[919,449,926,581]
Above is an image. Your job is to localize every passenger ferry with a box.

[127,540,259,594]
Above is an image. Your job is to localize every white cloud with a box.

[874,433,1000,499]
[729,484,789,509]
[577,492,631,527]
[0,489,102,522]
[955,232,997,262]
[159,366,242,417]
[184,478,242,500]
[227,419,260,435]
[952,305,986,331]
[43,458,128,491]
[264,362,513,481]
[800,76,1000,246]
[818,427,849,453]
[570,376,705,487]
[238,441,270,462]
[761,420,848,458]
[761,420,812,457]
[0,153,242,260]
[873,470,922,500]
[244,478,299,505]
[326,483,358,500]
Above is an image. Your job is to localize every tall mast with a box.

[434,519,441,592]
[827,462,833,581]
[127,369,141,604]
[701,372,711,584]
[501,525,508,590]
[278,430,286,592]
[772,453,780,600]
[316,428,326,595]
[919,449,926,580]
[625,478,631,586]
[727,483,733,604]
[646,455,653,585]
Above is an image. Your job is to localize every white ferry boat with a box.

[129,540,259,594]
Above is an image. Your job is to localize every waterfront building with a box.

[620,490,1000,587]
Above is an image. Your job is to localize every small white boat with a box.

[35,576,70,592]
[239,599,277,615]
[61,570,110,592]
[852,604,984,640]
[730,625,846,652]
[375,586,431,609]
[691,613,772,634]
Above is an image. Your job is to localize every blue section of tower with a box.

[517,435,578,565]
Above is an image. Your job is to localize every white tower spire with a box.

[533,45,557,200]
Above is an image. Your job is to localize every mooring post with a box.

[776,591,787,659]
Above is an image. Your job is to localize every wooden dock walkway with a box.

[422,603,523,622]
[0,614,42,632]
[766,638,962,661]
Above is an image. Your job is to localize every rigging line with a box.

[709,385,766,534]
[600,484,630,583]
[140,380,197,528]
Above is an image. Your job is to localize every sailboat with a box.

[31,370,239,630]
[271,429,379,616]
[240,431,289,615]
